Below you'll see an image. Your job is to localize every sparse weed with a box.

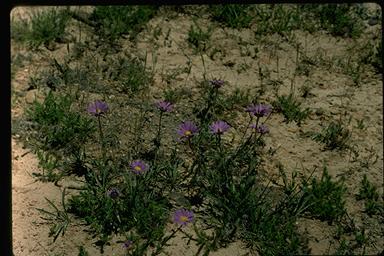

[36,189,71,242]
[355,118,366,130]
[312,121,351,150]
[299,81,314,98]
[77,246,89,256]
[210,4,253,29]
[360,35,382,73]
[33,150,62,182]
[27,91,94,151]
[221,87,251,111]
[254,5,301,36]
[187,20,213,53]
[299,4,365,38]
[273,93,311,125]
[302,167,347,223]
[295,55,317,77]
[161,64,192,85]
[106,55,153,94]
[356,175,383,216]
[356,174,379,201]
[11,8,70,49]
[90,5,157,42]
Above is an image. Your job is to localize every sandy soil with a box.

[11,5,382,256]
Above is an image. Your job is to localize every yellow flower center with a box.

[184,130,192,136]
[134,166,142,171]
[180,216,189,222]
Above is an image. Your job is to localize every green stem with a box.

[97,116,106,160]
[152,226,182,256]
[217,134,222,154]
[156,111,163,147]
[253,116,260,144]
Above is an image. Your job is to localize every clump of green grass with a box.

[210,4,253,29]
[250,4,366,38]
[221,87,251,111]
[273,93,311,125]
[299,4,365,38]
[253,5,301,36]
[241,200,309,256]
[26,91,95,182]
[11,8,70,49]
[356,175,383,216]
[90,5,157,41]
[33,150,61,182]
[187,20,213,53]
[106,54,153,94]
[27,91,94,151]
[360,35,382,73]
[302,167,347,223]
[36,189,70,242]
[312,121,351,150]
[77,246,89,256]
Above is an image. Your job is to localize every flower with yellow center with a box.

[173,209,194,226]
[130,160,148,175]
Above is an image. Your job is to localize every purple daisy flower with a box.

[130,160,149,175]
[173,209,194,226]
[106,187,120,199]
[177,121,199,140]
[210,120,231,135]
[250,124,270,134]
[156,100,174,112]
[122,240,133,249]
[210,79,225,89]
[245,104,272,117]
[87,100,109,117]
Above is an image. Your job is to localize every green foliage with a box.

[253,5,301,36]
[77,246,89,256]
[250,4,365,37]
[360,35,382,73]
[162,88,185,104]
[11,8,70,49]
[27,91,95,151]
[187,21,213,52]
[243,210,307,256]
[356,175,383,216]
[68,165,170,246]
[357,175,379,201]
[210,4,253,29]
[273,93,311,125]
[222,88,251,111]
[300,4,365,38]
[106,55,153,94]
[90,5,157,41]
[302,168,347,223]
[33,150,62,182]
[36,189,70,242]
[312,121,351,150]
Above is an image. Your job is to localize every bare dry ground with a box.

[11,5,382,256]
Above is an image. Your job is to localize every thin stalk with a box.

[156,111,163,147]
[151,226,182,256]
[200,53,207,81]
[97,116,106,160]
[217,134,222,154]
